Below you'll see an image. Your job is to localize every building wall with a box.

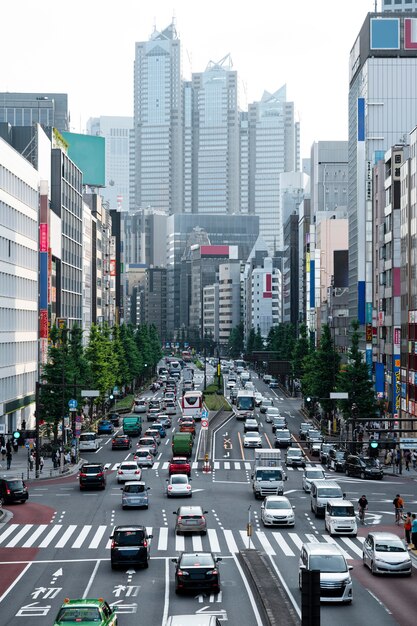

[218,261,241,345]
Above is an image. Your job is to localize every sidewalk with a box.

[0,447,82,482]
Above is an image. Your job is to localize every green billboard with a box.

[61,132,105,187]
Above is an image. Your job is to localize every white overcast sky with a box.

[2,0,377,158]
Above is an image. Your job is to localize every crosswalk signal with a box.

[369,437,379,458]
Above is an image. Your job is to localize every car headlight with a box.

[342,577,352,586]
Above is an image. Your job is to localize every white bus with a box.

[181,390,203,420]
[79,432,100,451]
[235,389,255,420]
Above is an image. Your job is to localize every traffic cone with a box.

[203,454,211,473]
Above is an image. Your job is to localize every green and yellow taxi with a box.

[53,598,117,625]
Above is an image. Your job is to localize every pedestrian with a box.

[405,450,411,471]
[0,434,4,449]
[0,443,6,462]
[412,514,417,550]
[12,438,18,453]
[6,439,12,454]
[39,456,44,473]
[404,512,412,546]
[29,452,34,471]
[384,450,392,466]
[21,419,26,432]
[70,446,76,464]
[6,449,12,470]
[395,449,403,474]
[65,450,71,465]
[412,450,417,470]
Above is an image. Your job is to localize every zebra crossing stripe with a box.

[0,524,19,545]
[5,524,33,548]
[234,462,241,470]
[22,524,48,548]
[72,525,92,549]
[340,536,363,557]
[224,462,230,470]
[244,462,251,470]
[192,534,203,551]
[158,527,168,551]
[192,462,198,469]
[272,532,295,557]
[305,533,320,543]
[223,529,238,553]
[39,525,62,548]
[175,533,185,552]
[104,463,111,470]
[55,525,77,549]
[162,462,169,470]
[214,462,220,469]
[208,528,221,553]
[256,531,276,555]
[288,532,303,550]
[89,525,107,549]
[321,535,351,560]
[153,462,160,470]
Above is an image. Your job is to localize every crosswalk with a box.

[0,522,365,559]
[103,461,323,472]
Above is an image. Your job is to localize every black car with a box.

[274,429,292,448]
[298,423,311,440]
[110,525,152,569]
[271,417,287,433]
[111,434,132,450]
[327,448,347,472]
[79,463,106,490]
[172,552,221,594]
[0,477,28,504]
[319,443,334,464]
[108,413,120,427]
[345,455,384,480]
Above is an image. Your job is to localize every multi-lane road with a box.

[0,366,416,625]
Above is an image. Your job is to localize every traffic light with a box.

[368,437,379,458]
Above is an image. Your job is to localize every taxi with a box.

[53,598,117,625]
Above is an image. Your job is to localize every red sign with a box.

[201,419,208,429]
[40,309,48,338]
[39,223,48,252]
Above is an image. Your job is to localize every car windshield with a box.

[277,431,290,437]
[7,480,25,489]
[288,450,302,456]
[266,500,291,510]
[114,529,144,545]
[80,434,96,442]
[308,431,320,437]
[83,466,101,474]
[256,470,282,481]
[318,489,342,497]
[309,554,347,573]
[375,541,407,553]
[330,506,354,517]
[263,400,272,406]
[180,554,214,567]
[56,606,101,622]
[246,432,259,438]
[124,484,145,493]
[171,475,188,484]
[305,471,324,479]
[335,452,345,460]
[363,458,379,467]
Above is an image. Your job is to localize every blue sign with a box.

[68,399,78,409]
[201,409,208,419]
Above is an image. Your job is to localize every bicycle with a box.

[358,506,366,524]
[395,507,404,525]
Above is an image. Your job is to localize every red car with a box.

[169,456,191,476]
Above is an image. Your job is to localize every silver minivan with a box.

[310,479,344,517]
[299,542,353,603]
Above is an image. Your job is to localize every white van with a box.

[325,499,357,537]
[310,479,344,517]
[299,542,353,604]
[79,432,99,451]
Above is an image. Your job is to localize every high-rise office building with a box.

[0,92,69,133]
[133,23,183,214]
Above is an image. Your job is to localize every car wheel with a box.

[360,471,365,480]
[143,560,149,569]
[345,469,349,476]
[111,562,117,570]
[201,530,207,536]
[175,587,181,595]
[371,560,377,575]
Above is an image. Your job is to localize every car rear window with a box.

[124,484,145,493]
[56,606,101,622]
[181,554,214,566]
[172,459,187,465]
[171,475,188,484]
[114,529,145,545]
[7,480,24,489]
[120,464,138,470]
[83,466,101,474]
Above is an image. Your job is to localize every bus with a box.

[182,390,203,421]
[235,389,255,420]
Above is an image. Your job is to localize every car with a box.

[108,412,120,427]
[271,416,287,433]
[265,407,281,422]
[165,401,178,415]
[144,428,161,445]
[156,414,172,428]
[327,448,347,472]
[310,442,322,457]
[302,467,326,492]
[148,399,162,411]
[243,381,255,390]
[133,448,155,467]
[117,461,142,483]
[299,422,311,440]
[97,419,114,435]
[319,443,334,464]
[164,391,176,403]
[151,422,166,438]
[79,463,106,490]
[306,429,323,446]
[244,418,259,433]
[174,505,208,535]
[172,552,221,594]
[229,388,238,404]
[121,481,150,509]
[263,374,272,384]
[243,431,263,448]
[274,429,292,448]
[0,476,28,504]
[137,437,157,455]
[362,531,412,576]
[111,434,132,450]
[169,457,191,476]
[299,542,353,603]
[260,398,273,414]
[269,378,279,388]
[166,474,193,497]
[226,379,237,389]
[261,495,295,527]
[180,420,196,436]
[53,597,117,625]
[147,407,161,422]
[286,447,306,467]
[110,524,152,569]
[254,392,263,407]
[133,398,147,414]
[345,454,384,479]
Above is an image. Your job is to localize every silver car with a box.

[117,461,142,483]
[166,474,193,497]
[121,481,150,509]
[362,532,412,576]
[302,467,326,492]
[174,505,208,535]
[133,447,155,468]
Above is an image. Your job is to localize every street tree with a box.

[301,325,340,416]
[228,322,244,358]
[85,323,117,404]
[120,324,143,391]
[292,323,310,383]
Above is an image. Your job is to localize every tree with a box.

[266,323,296,360]
[120,323,142,390]
[254,327,264,352]
[302,325,340,416]
[292,323,310,382]
[111,324,130,389]
[246,328,256,355]
[85,323,117,404]
[228,322,244,358]
[337,319,378,427]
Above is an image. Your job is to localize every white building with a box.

[218,261,241,346]
[250,257,282,339]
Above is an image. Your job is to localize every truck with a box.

[172,432,193,457]
[251,465,287,499]
[254,448,281,466]
[122,415,142,437]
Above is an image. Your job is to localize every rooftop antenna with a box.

[374,0,377,12]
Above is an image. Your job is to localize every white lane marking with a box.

[223,529,239,553]
[0,562,32,603]
[244,462,251,470]
[214,462,220,469]
[288,532,303,550]
[82,559,100,598]
[266,552,302,619]
[224,462,230,470]
[232,552,264,626]
[72,526,92,549]
[175,533,185,552]
[162,557,170,626]
[192,535,203,551]
[271,532,295,556]
[305,533,319,543]
[321,535,351,559]
[208,529,221,553]
[340,536,363,557]
[5,524,33,548]
[22,524,49,548]
[158,527,168,551]
[255,531,276,555]
[162,462,169,469]
[234,462,241,470]
[153,462,160,469]
[0,524,19,545]
[39,525,62,548]
[89,525,107,549]
[55,525,77,549]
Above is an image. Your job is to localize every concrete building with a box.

[382,0,417,11]
[0,92,69,133]
[282,212,299,327]
[203,284,219,344]
[218,261,242,347]
[87,116,133,212]
[144,267,167,340]
[123,208,167,267]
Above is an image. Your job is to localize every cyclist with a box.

[393,494,404,524]
[358,495,368,522]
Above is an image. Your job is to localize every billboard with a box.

[61,132,105,187]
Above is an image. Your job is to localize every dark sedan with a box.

[112,434,132,450]
[172,552,221,594]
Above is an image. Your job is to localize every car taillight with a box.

[186,485,191,490]
[6,488,11,495]
[177,516,182,521]
[111,540,115,549]
[168,485,173,491]
[177,569,189,576]
[201,516,205,522]
[207,569,218,575]
[134,470,140,474]
[79,473,86,478]
[143,540,148,548]
[97,472,104,477]
[118,470,123,474]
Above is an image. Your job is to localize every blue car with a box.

[151,422,166,438]
[97,420,114,435]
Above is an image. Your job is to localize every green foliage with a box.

[120,324,143,381]
[85,323,117,402]
[204,394,231,411]
[228,322,244,358]
[266,323,296,360]
[301,325,340,414]
[292,323,310,380]
[246,328,256,355]
[336,320,378,421]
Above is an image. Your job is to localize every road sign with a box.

[201,409,208,419]
[81,390,100,397]
[330,392,349,399]
[68,399,78,409]
[201,419,208,429]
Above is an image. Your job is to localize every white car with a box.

[254,392,263,406]
[117,461,142,483]
[226,379,237,389]
[261,495,295,527]
[166,474,192,497]
[133,447,155,467]
[302,467,326,492]
[243,431,263,448]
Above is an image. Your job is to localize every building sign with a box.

[394,356,401,415]
[40,223,48,252]
[394,327,401,348]
[370,18,400,50]
[404,18,417,49]
[366,324,373,343]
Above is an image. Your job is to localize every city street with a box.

[0,370,416,625]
